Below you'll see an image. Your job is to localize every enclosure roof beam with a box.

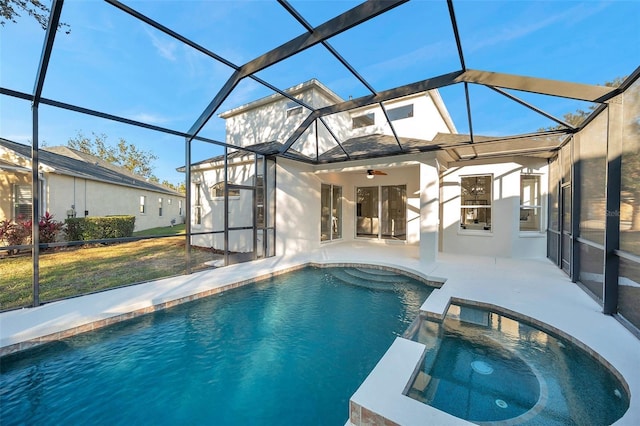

[0,87,266,153]
[33,0,64,106]
[240,0,408,77]
[314,70,465,116]
[188,0,407,142]
[459,69,615,102]
[277,0,378,96]
[105,0,316,113]
[447,0,466,72]
[488,86,577,130]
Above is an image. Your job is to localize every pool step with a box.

[347,267,409,283]
[328,268,398,292]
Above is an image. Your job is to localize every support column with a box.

[419,160,440,264]
[184,137,192,274]
[603,95,623,314]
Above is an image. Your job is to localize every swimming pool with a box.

[0,266,433,425]
[406,303,630,425]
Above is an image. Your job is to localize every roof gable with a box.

[0,138,182,196]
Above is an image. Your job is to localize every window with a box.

[285,101,303,117]
[387,104,413,121]
[356,185,406,240]
[256,176,265,228]
[139,195,146,214]
[352,112,374,129]
[178,200,183,216]
[460,175,492,231]
[13,184,32,220]
[211,182,240,198]
[321,184,342,242]
[520,175,542,231]
[158,197,163,216]
[194,183,202,225]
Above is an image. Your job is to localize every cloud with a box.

[365,40,453,76]
[144,27,178,61]
[129,112,170,125]
[467,2,610,53]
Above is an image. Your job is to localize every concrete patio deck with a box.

[1,241,638,425]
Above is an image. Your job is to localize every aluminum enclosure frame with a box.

[1,0,635,337]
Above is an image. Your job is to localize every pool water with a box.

[407,304,630,425]
[0,266,433,426]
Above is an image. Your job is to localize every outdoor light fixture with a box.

[366,169,387,179]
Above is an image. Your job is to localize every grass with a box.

[133,223,186,237]
[0,236,220,311]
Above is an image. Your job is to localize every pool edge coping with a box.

[0,261,441,357]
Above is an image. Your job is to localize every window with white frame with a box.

[13,184,32,219]
[321,184,342,242]
[387,104,413,121]
[178,200,183,216]
[460,175,492,231]
[158,197,163,216]
[194,183,202,225]
[211,182,240,198]
[356,185,406,240]
[256,175,265,228]
[520,175,542,231]
[285,100,303,117]
[139,195,146,214]
[352,112,374,129]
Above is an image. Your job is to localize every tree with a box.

[0,0,70,33]
[542,77,626,130]
[68,131,158,180]
[161,180,186,194]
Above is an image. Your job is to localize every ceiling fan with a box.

[366,169,387,179]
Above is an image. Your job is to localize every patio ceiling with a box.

[2,0,635,166]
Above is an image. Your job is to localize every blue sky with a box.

[1,0,638,184]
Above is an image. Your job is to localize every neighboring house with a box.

[188,79,550,263]
[0,138,185,232]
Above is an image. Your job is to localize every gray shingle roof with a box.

[0,138,182,196]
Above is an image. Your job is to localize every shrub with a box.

[0,213,63,254]
[65,216,136,241]
[0,216,30,254]
[38,212,64,244]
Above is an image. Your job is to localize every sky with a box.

[1,0,638,184]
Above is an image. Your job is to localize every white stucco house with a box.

[187,79,549,263]
[0,138,185,232]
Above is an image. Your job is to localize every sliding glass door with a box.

[321,184,342,242]
[356,185,406,240]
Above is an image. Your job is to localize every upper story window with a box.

[387,104,413,121]
[352,113,375,129]
[211,182,240,198]
[520,175,542,232]
[286,101,303,117]
[460,175,492,231]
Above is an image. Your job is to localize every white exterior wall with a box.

[440,158,548,258]
[312,154,437,247]
[344,93,452,142]
[223,84,344,158]
[190,158,258,252]
[46,174,184,231]
[275,158,321,255]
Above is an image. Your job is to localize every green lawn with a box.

[0,236,219,311]
[133,223,186,237]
